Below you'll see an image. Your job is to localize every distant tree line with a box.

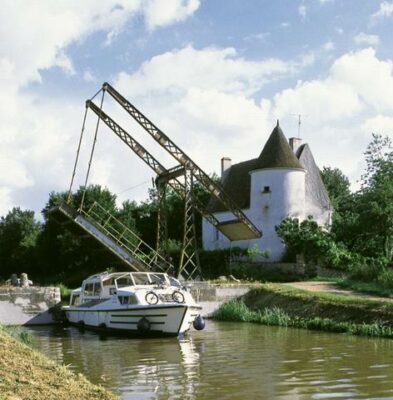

[0,179,213,286]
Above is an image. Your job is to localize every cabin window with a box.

[169,276,181,288]
[71,294,80,306]
[118,296,129,305]
[118,294,138,305]
[150,274,166,285]
[84,283,94,296]
[133,273,150,285]
[116,275,133,288]
[93,283,102,297]
[103,278,115,286]
[262,186,271,193]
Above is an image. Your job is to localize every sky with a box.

[1,0,393,218]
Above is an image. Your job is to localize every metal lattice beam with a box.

[87,100,223,232]
[178,169,201,280]
[102,82,262,240]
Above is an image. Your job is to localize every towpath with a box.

[284,281,393,303]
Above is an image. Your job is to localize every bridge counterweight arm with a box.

[86,99,223,231]
[102,82,262,239]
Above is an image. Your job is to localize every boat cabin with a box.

[69,271,182,306]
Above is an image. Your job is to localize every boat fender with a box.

[193,315,205,331]
[137,317,151,332]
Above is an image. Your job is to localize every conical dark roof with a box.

[252,122,303,170]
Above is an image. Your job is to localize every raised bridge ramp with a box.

[49,202,173,273]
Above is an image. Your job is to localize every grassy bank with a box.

[0,324,34,346]
[212,283,393,338]
[0,329,117,400]
[334,279,393,298]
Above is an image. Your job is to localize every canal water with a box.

[28,321,393,399]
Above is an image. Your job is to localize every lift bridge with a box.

[50,83,262,280]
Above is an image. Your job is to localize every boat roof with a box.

[83,271,168,283]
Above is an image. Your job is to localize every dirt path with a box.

[284,281,393,303]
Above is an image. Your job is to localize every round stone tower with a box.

[249,121,306,260]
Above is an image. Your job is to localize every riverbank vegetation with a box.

[0,324,34,346]
[212,283,393,338]
[277,133,393,287]
[0,329,117,400]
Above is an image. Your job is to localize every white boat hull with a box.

[64,304,201,336]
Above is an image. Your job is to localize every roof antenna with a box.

[291,114,308,138]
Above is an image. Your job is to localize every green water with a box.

[28,321,393,399]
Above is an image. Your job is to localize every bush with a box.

[229,262,303,282]
[348,257,388,282]
[198,247,247,279]
[377,267,393,289]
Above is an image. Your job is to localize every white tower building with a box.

[202,122,331,261]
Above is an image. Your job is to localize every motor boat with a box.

[63,271,205,336]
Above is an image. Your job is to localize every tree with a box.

[36,185,130,285]
[353,134,393,259]
[320,166,351,210]
[0,208,41,279]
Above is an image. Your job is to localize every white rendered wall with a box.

[305,200,332,228]
[202,168,306,261]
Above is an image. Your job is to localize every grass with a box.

[334,278,393,298]
[212,298,393,338]
[0,324,34,346]
[211,283,393,338]
[0,329,117,400]
[56,283,72,303]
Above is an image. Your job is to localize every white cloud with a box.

[323,41,335,52]
[274,79,362,124]
[354,32,380,46]
[274,48,393,121]
[115,45,306,98]
[0,1,201,216]
[330,48,393,112]
[244,32,270,43]
[361,115,393,135]
[143,0,200,31]
[371,1,393,21]
[83,70,96,83]
[110,46,306,182]
[298,4,307,19]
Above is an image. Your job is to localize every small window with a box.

[93,283,102,296]
[116,275,133,287]
[84,283,94,296]
[262,186,271,193]
[133,273,150,285]
[71,294,80,306]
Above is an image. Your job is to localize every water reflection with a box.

[28,322,393,400]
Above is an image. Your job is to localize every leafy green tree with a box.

[0,208,41,279]
[36,185,131,285]
[321,166,351,210]
[353,134,393,259]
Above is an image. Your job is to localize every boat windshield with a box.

[115,274,133,288]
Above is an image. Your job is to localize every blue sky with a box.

[1,0,393,216]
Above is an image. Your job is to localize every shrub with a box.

[229,262,303,282]
[377,266,393,289]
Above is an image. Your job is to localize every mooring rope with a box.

[79,89,105,211]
